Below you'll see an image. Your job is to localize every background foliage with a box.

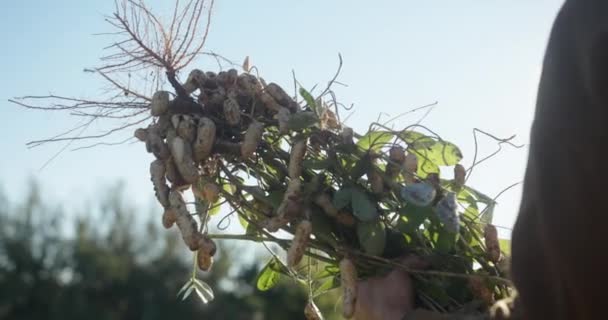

[0,181,341,320]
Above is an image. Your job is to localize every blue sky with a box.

[0,0,564,238]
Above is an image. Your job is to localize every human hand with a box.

[352,256,428,320]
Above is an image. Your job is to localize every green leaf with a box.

[357,221,386,256]
[418,278,451,307]
[412,150,440,179]
[357,130,394,152]
[195,289,210,303]
[243,186,267,202]
[267,190,284,209]
[400,131,436,149]
[209,201,221,216]
[460,227,473,246]
[246,223,260,237]
[480,203,495,224]
[238,213,249,229]
[351,188,378,222]
[499,238,511,255]
[303,158,331,170]
[192,279,215,303]
[463,205,479,221]
[454,185,496,223]
[222,182,236,195]
[445,278,470,303]
[177,280,193,298]
[287,111,318,131]
[299,87,318,116]
[350,154,371,180]
[398,204,433,232]
[314,264,339,279]
[181,285,195,301]
[332,187,353,210]
[325,264,340,274]
[435,229,458,254]
[430,141,463,166]
[194,200,210,217]
[256,258,282,291]
[456,188,478,208]
[314,276,340,296]
[461,186,494,205]
[402,130,463,167]
[268,257,291,275]
[311,208,338,247]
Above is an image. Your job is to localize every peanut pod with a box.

[237,73,263,95]
[454,163,466,188]
[403,152,418,184]
[263,215,289,233]
[162,209,177,229]
[196,235,216,272]
[335,211,356,227]
[164,157,189,189]
[193,182,220,203]
[304,300,324,320]
[241,120,264,159]
[219,69,237,87]
[150,160,170,208]
[193,117,216,162]
[197,251,213,271]
[172,114,197,142]
[223,96,241,126]
[155,114,172,136]
[314,193,338,217]
[168,190,203,251]
[182,69,207,94]
[276,107,290,134]
[288,139,307,179]
[277,179,302,221]
[134,128,148,142]
[287,220,312,268]
[341,127,354,145]
[484,224,501,263]
[386,146,406,180]
[169,136,199,183]
[145,126,170,160]
[469,276,494,306]
[151,90,170,116]
[198,236,217,256]
[340,258,358,318]
[368,167,384,194]
[266,83,298,112]
[389,146,406,163]
[224,68,238,87]
[259,91,282,112]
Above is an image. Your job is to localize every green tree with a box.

[0,181,339,320]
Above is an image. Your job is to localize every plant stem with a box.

[207,233,282,243]
[191,250,198,280]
